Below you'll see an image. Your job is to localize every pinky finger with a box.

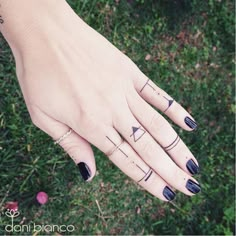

[30,107,96,181]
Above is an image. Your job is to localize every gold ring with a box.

[54,129,72,145]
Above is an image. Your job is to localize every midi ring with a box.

[54,129,72,145]
[106,139,125,157]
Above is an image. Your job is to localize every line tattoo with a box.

[130,126,146,142]
[106,136,153,183]
[106,136,128,158]
[140,79,156,93]
[134,162,146,174]
[139,79,175,113]
[164,135,181,152]
[138,168,153,183]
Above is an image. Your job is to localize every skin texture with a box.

[0,0,200,201]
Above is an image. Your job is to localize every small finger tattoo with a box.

[138,168,153,183]
[134,162,146,174]
[164,135,181,152]
[130,126,146,142]
[140,79,156,93]
[140,79,175,113]
[106,136,153,183]
[0,16,4,24]
[163,96,174,112]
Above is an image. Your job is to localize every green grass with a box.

[0,0,235,235]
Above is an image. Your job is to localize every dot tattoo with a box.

[130,126,146,142]
[139,78,174,112]
[0,15,3,24]
[106,136,153,183]
[164,135,180,152]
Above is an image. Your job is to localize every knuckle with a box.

[80,115,97,132]
[78,112,102,139]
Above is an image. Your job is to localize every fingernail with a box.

[184,117,197,130]
[186,179,201,194]
[163,186,176,201]
[186,159,200,175]
[77,162,91,181]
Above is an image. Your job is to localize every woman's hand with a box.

[1,0,200,201]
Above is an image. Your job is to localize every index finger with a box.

[133,73,197,131]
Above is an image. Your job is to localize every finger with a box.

[97,127,176,201]
[132,73,197,131]
[30,108,96,181]
[127,90,199,176]
[113,108,201,196]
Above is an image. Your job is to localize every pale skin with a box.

[0,0,201,201]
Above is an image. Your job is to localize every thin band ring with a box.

[106,139,125,157]
[54,129,72,145]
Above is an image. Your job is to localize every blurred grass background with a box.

[0,0,235,235]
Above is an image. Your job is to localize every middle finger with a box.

[113,108,201,196]
[128,90,200,176]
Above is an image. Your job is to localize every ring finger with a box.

[80,123,176,201]
[128,90,199,176]
[113,108,201,196]
[102,128,176,201]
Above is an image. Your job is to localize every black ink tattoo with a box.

[164,135,180,152]
[0,16,4,24]
[106,136,153,183]
[140,79,174,112]
[140,79,156,93]
[106,136,128,157]
[130,126,146,142]
[138,168,153,183]
[133,162,146,174]
[163,96,174,112]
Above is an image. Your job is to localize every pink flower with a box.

[5,201,18,211]
[36,192,48,205]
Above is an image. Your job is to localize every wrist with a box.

[0,0,69,52]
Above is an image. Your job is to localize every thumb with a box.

[30,108,96,181]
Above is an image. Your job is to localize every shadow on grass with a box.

[129,0,194,31]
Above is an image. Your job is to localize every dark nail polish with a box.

[186,159,200,175]
[184,117,197,130]
[186,179,201,194]
[78,162,91,181]
[163,186,176,201]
